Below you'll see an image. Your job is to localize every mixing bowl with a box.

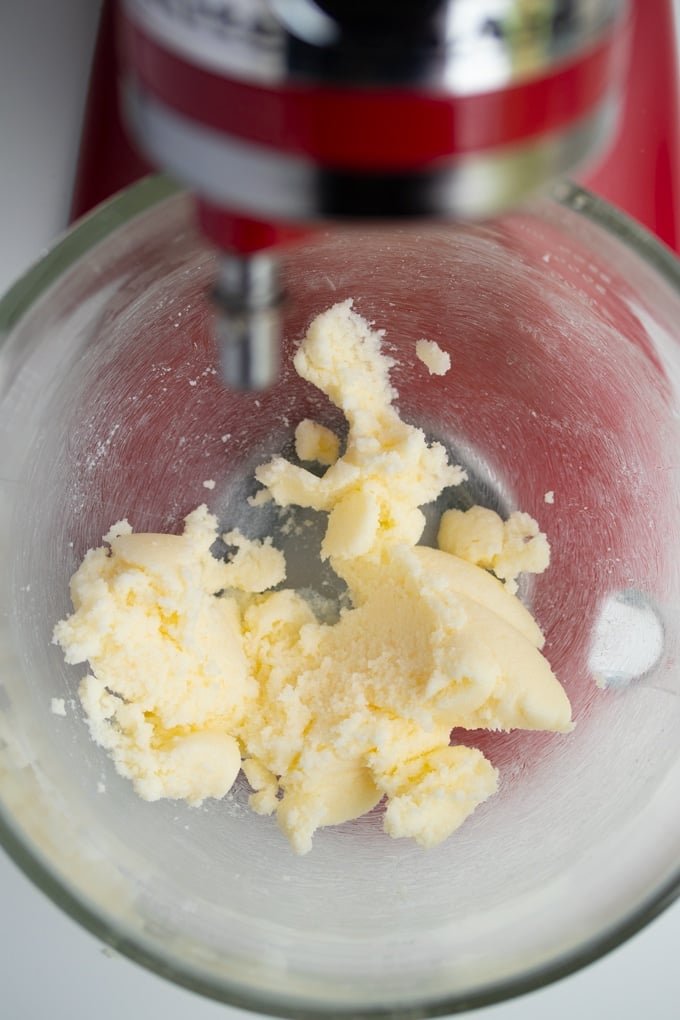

[1,176,680,1018]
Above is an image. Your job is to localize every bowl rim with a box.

[1,174,680,1019]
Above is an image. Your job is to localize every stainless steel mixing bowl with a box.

[1,177,680,1017]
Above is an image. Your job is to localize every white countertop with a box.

[2,3,680,1018]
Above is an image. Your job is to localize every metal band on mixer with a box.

[124,77,619,221]
[120,0,629,221]
[123,0,626,94]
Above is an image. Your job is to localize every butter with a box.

[54,299,572,853]
[294,419,340,466]
[438,506,550,594]
[415,338,451,376]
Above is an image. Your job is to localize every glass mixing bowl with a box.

[1,177,680,1018]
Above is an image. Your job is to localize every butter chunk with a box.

[411,545,544,648]
[222,529,286,592]
[439,593,572,733]
[235,542,570,852]
[293,298,397,422]
[294,419,340,466]
[438,505,504,566]
[55,507,255,805]
[382,746,497,849]
[321,488,381,560]
[277,758,382,855]
[242,758,280,815]
[256,299,465,556]
[494,511,550,590]
[145,731,241,804]
[415,339,451,376]
[109,531,193,572]
[439,506,550,594]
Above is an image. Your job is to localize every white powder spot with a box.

[84,422,121,471]
[221,434,231,443]
[51,698,67,717]
[589,590,664,689]
[203,479,216,490]
[544,491,555,504]
[189,379,197,387]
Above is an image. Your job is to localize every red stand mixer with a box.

[72,0,680,388]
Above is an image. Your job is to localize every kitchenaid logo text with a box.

[446,0,622,61]
[127,0,280,50]
[126,0,623,89]
[128,0,622,54]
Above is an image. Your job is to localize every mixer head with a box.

[120,0,630,388]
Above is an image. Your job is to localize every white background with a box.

[1,3,679,1018]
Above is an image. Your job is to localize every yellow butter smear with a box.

[54,300,572,854]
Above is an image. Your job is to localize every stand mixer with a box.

[72,0,680,389]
